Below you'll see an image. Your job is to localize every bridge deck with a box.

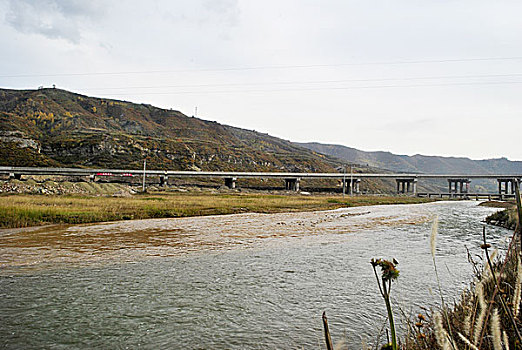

[1,166,521,180]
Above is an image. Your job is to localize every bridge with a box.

[1,166,521,197]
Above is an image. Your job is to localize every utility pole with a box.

[350,165,353,196]
[342,166,346,197]
[142,159,147,192]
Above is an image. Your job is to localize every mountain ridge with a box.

[297,142,522,175]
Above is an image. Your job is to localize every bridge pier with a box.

[284,178,300,191]
[497,178,520,195]
[353,178,360,194]
[159,175,169,187]
[9,173,22,180]
[448,178,470,196]
[224,177,237,189]
[342,178,361,194]
[396,178,417,195]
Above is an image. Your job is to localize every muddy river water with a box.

[0,201,512,348]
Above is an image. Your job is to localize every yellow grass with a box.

[0,192,433,228]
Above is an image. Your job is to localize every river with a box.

[0,201,512,349]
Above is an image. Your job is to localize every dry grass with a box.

[402,232,522,350]
[0,193,433,228]
[486,207,518,230]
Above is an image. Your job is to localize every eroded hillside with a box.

[0,88,338,172]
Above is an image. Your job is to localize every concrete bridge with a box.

[0,166,521,196]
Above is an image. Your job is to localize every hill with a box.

[0,88,341,173]
[4,87,514,193]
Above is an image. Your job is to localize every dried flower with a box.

[370,258,400,282]
[430,216,438,257]
[514,256,522,317]
[490,309,502,350]
[503,331,510,350]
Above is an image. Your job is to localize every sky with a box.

[1,0,522,161]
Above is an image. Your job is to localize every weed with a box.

[371,258,400,350]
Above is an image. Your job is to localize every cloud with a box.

[3,0,103,43]
[203,0,240,26]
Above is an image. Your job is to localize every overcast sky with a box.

[1,0,521,160]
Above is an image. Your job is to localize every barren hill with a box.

[0,88,340,172]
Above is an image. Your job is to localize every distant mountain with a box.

[0,88,342,173]
[297,142,522,175]
[298,142,522,191]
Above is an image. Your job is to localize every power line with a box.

[91,80,522,96]
[78,72,522,91]
[2,56,522,78]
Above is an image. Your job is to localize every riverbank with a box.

[0,192,434,228]
[482,200,518,229]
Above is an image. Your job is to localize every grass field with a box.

[0,193,434,228]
